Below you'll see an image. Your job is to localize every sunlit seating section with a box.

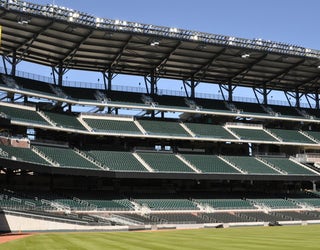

[252,198,299,209]
[0,103,48,125]
[35,145,100,170]
[0,144,49,165]
[181,154,240,173]
[229,127,276,141]
[185,123,235,139]
[224,156,279,174]
[43,111,86,130]
[135,198,198,210]
[138,119,190,137]
[293,198,320,208]
[261,157,315,175]
[87,150,147,172]
[196,199,254,210]
[83,199,134,211]
[83,118,142,134]
[138,152,194,172]
[269,128,315,144]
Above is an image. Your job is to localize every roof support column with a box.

[144,72,158,95]
[182,78,199,99]
[219,81,235,102]
[315,91,319,109]
[51,62,65,86]
[304,92,319,109]
[10,50,17,76]
[1,52,18,76]
[102,69,115,91]
[228,81,233,102]
[252,84,271,105]
[295,88,300,108]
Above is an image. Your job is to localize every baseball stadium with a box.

[1,0,320,249]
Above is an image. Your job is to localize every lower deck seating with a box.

[135,198,198,210]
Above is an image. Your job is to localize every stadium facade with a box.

[1,0,320,232]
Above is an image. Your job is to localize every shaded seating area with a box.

[232,101,268,116]
[153,213,207,224]
[269,104,303,118]
[205,212,253,223]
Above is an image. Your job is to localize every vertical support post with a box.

[190,78,195,99]
[107,70,112,91]
[2,56,8,75]
[316,91,319,110]
[10,50,17,76]
[263,83,268,105]
[228,80,233,102]
[295,88,300,108]
[312,181,317,192]
[58,63,63,86]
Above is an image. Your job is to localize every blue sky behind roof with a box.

[5,0,320,104]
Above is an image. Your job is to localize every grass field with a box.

[1,225,320,250]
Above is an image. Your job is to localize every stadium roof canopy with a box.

[0,0,320,93]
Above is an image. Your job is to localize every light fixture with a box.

[241,53,250,58]
[150,40,160,46]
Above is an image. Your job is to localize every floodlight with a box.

[241,54,250,58]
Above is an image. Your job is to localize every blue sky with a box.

[5,0,320,104]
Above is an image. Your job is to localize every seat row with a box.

[1,102,320,145]
[1,74,319,121]
[0,144,317,175]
